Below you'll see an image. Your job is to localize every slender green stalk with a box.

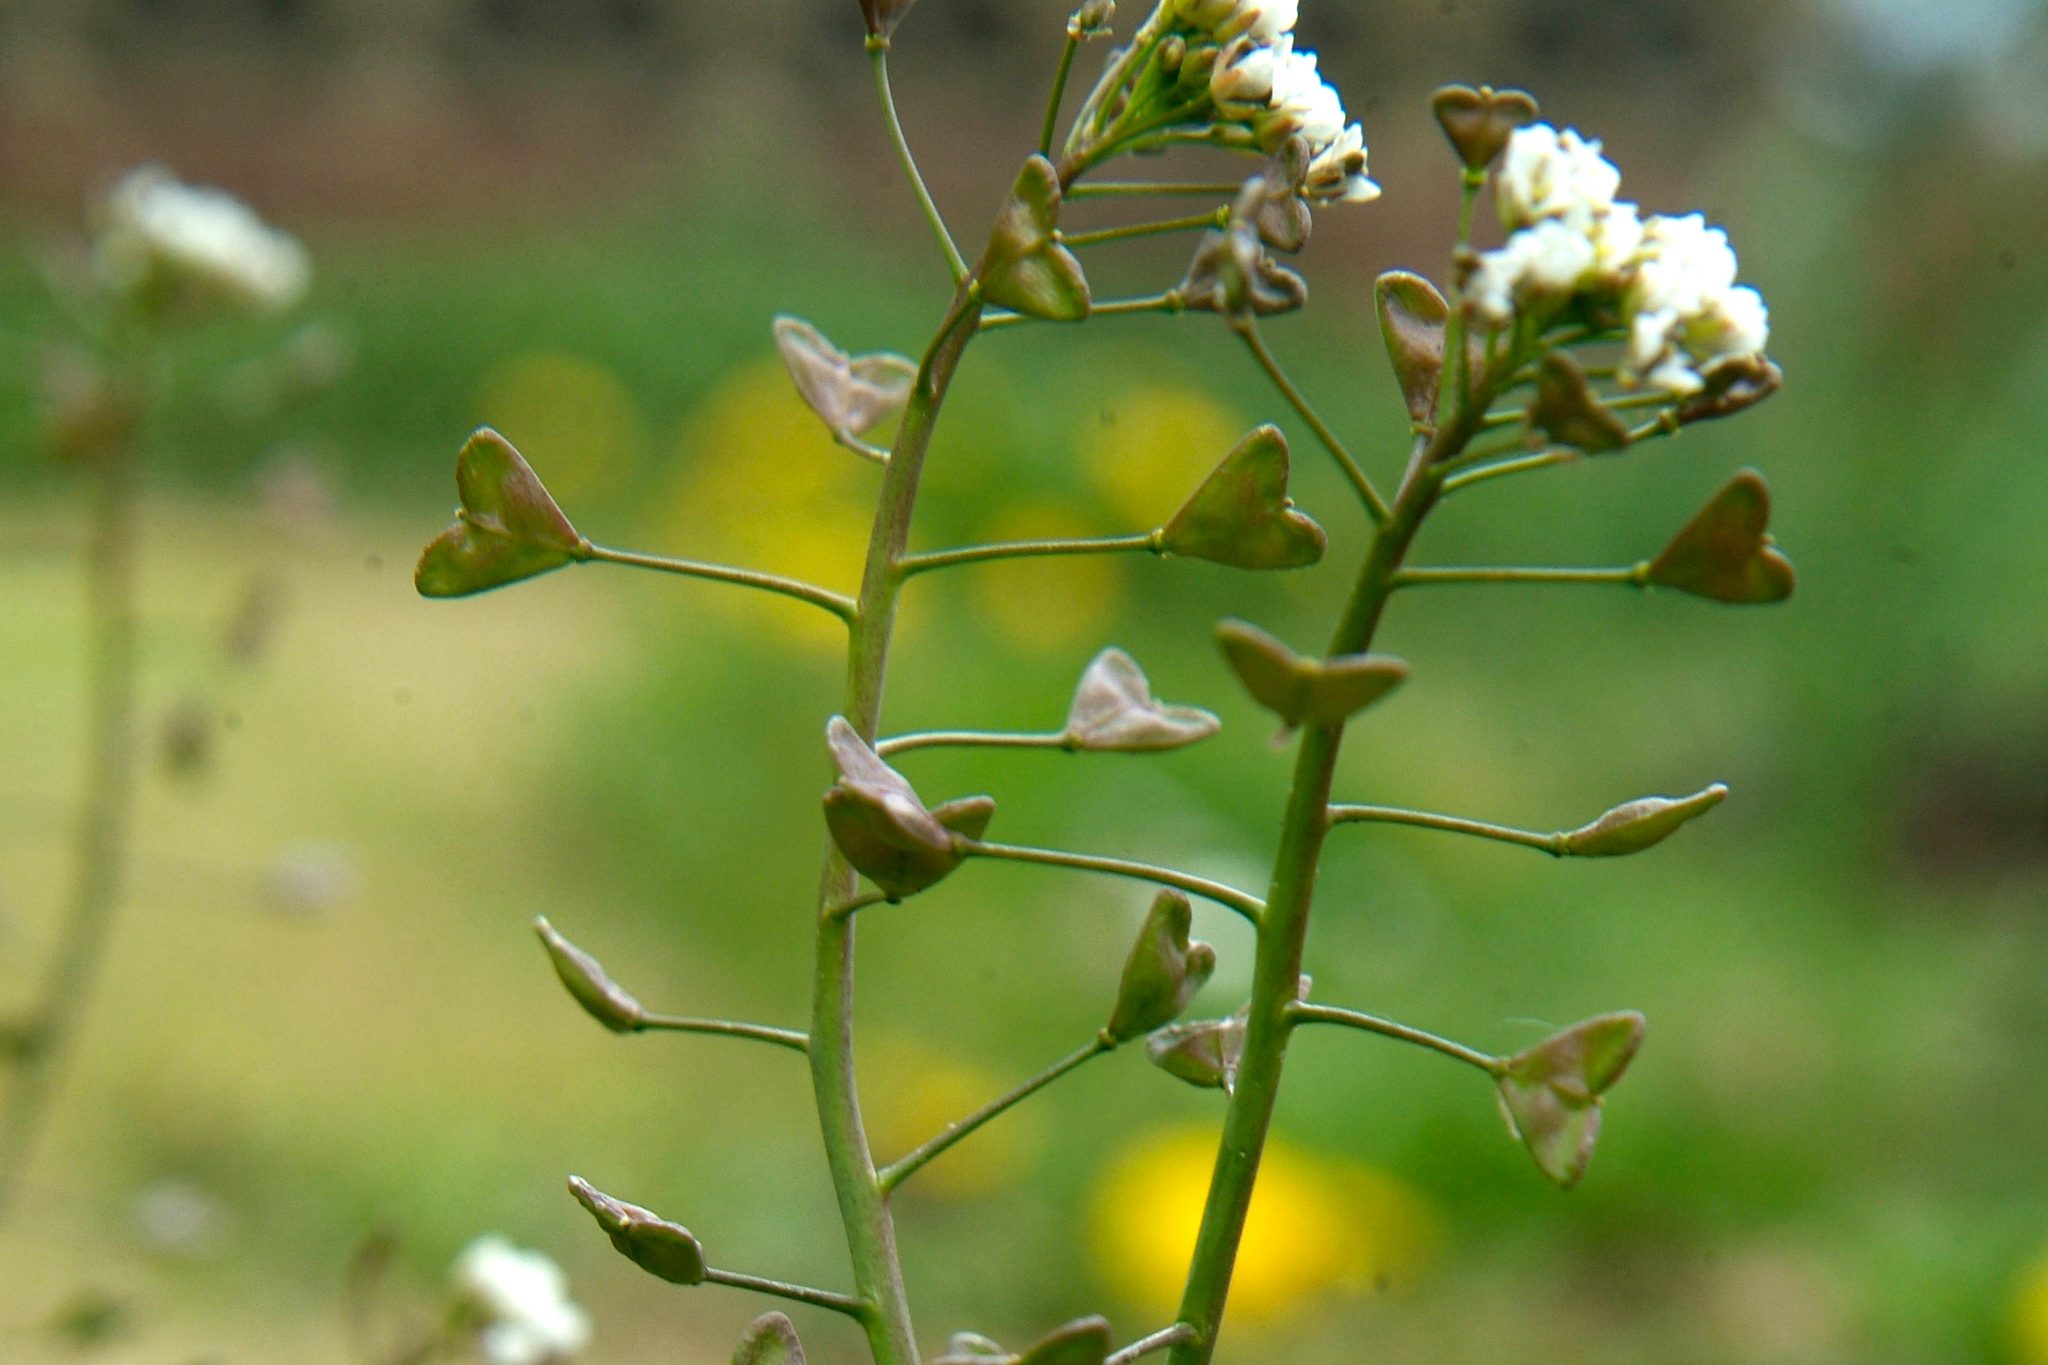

[963,840,1265,924]
[1107,1325,1200,1363]
[1039,28,1083,158]
[810,280,983,1365]
[1067,181,1243,199]
[896,532,1160,578]
[870,43,969,285]
[982,290,1184,331]
[1393,563,1649,589]
[580,543,857,622]
[1441,448,1578,494]
[702,1267,871,1320]
[837,431,893,464]
[1326,802,1568,855]
[1287,1003,1502,1074]
[1232,320,1390,525]
[635,1014,812,1053]
[1061,210,1226,249]
[877,1037,1110,1193]
[0,334,146,1225]
[877,730,1071,758]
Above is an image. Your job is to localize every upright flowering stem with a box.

[0,330,148,1223]
[811,282,981,1365]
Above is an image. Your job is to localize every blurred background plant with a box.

[0,0,2044,1362]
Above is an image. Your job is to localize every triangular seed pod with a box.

[1529,353,1634,453]
[1146,1010,1247,1092]
[1107,890,1217,1042]
[773,316,916,443]
[1646,470,1796,604]
[981,156,1091,322]
[1675,355,1783,425]
[1215,620,1410,730]
[1063,648,1221,753]
[1563,784,1728,857]
[534,917,646,1032]
[1375,271,1451,425]
[1496,1012,1646,1188]
[1159,427,1326,570]
[823,717,982,900]
[567,1176,707,1285]
[733,1313,805,1365]
[1018,1317,1114,1365]
[415,428,584,598]
[1430,84,1540,171]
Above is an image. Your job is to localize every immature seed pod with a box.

[1159,426,1326,570]
[733,1312,805,1365]
[534,917,646,1033]
[1062,648,1221,753]
[773,316,917,445]
[415,428,584,598]
[1215,619,1409,731]
[1562,785,1728,858]
[823,717,990,900]
[859,0,919,39]
[1495,1012,1645,1188]
[1430,84,1541,171]
[981,156,1091,322]
[1374,270,1451,425]
[1146,1009,1247,1092]
[1106,890,1217,1042]
[1645,469,1796,604]
[567,1176,707,1285]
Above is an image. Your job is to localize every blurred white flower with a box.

[93,165,309,316]
[1253,39,1376,202]
[452,1236,590,1365]
[1625,213,1770,394]
[1496,124,1623,230]
[1469,202,1642,323]
[1211,36,1277,114]
[1172,0,1294,41]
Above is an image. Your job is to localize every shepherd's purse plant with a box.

[413,1,1792,1360]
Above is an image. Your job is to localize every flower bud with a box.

[980,156,1091,322]
[415,428,585,599]
[773,316,917,445]
[1158,426,1325,570]
[1146,1009,1247,1092]
[1496,1012,1645,1188]
[1063,648,1222,753]
[1374,271,1450,425]
[1645,469,1795,605]
[734,1312,806,1365]
[1562,785,1727,858]
[534,917,646,1032]
[1071,1,1116,34]
[1528,352,1633,453]
[1215,619,1409,731]
[823,717,987,900]
[1107,890,1218,1042]
[1430,85,1540,171]
[567,1177,706,1285]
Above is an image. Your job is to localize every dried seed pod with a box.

[1496,1012,1646,1188]
[567,1176,707,1285]
[1646,469,1795,604]
[1107,890,1217,1042]
[1562,784,1727,858]
[415,428,583,598]
[773,316,917,444]
[1215,619,1409,730]
[733,1312,805,1365]
[1179,193,1308,319]
[1375,271,1451,425]
[1528,352,1633,453]
[1063,648,1221,753]
[981,156,1091,322]
[1430,84,1540,171]
[1159,426,1326,570]
[534,917,646,1032]
[823,717,988,899]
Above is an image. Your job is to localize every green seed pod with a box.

[823,717,986,900]
[733,1312,805,1365]
[1146,1009,1246,1092]
[1375,271,1451,425]
[415,428,584,598]
[773,316,917,444]
[981,156,1091,322]
[1107,890,1218,1042]
[1430,84,1540,171]
[934,1331,1014,1364]
[1645,469,1796,604]
[534,917,647,1033]
[1563,784,1727,858]
[1215,619,1409,730]
[1159,426,1326,570]
[1528,352,1633,453]
[567,1176,707,1285]
[1018,1317,1114,1365]
[1496,1012,1645,1188]
[1179,207,1308,318]
[1063,648,1221,753]
[1675,355,1783,425]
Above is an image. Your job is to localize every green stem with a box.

[1107,1325,1200,1363]
[877,730,1071,758]
[837,431,893,465]
[896,532,1160,578]
[1325,802,1567,855]
[982,291,1183,331]
[1393,563,1648,589]
[701,1267,871,1320]
[0,331,146,1226]
[1233,319,1390,525]
[580,543,857,622]
[1061,210,1226,248]
[870,43,969,285]
[877,1037,1110,1193]
[962,841,1264,924]
[1287,1002,1502,1074]
[635,1015,812,1053]
[1067,181,1243,199]
[1039,28,1083,158]
[1440,448,1578,494]
[809,279,982,1365]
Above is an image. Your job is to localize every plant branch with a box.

[636,1015,812,1053]
[1068,181,1243,199]
[982,290,1185,331]
[581,543,858,623]
[1288,1003,1502,1075]
[1392,563,1649,590]
[1326,802,1568,855]
[1108,1325,1201,1363]
[1232,319,1390,525]
[877,730,1072,758]
[1062,210,1227,249]
[702,1267,872,1320]
[896,532,1160,578]
[1441,448,1578,494]
[1039,27,1083,158]
[870,45,970,285]
[837,431,893,465]
[878,1037,1111,1194]
[962,841,1265,924]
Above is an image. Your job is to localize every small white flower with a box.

[1496,124,1623,230]
[93,165,309,316]
[1468,203,1640,324]
[1210,36,1277,114]
[1303,123,1380,203]
[452,1236,591,1365]
[1623,213,1768,394]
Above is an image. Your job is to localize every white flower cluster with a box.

[1176,0,1377,204]
[451,1236,592,1365]
[93,165,310,316]
[1468,124,1768,395]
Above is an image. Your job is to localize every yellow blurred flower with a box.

[970,504,1124,651]
[862,1036,1038,1200]
[665,357,881,649]
[1090,1124,1440,1324]
[1081,383,1244,529]
[2013,1251,2048,1364]
[474,352,643,503]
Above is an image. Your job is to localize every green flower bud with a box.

[733,1312,805,1365]
[1107,890,1218,1041]
[415,428,584,598]
[1496,1012,1645,1188]
[567,1176,707,1285]
[981,156,1091,322]
[1528,352,1633,453]
[534,917,646,1032]
[1562,784,1727,858]
[1215,619,1409,731]
[1645,469,1795,604]
[1063,648,1221,753]
[1159,426,1326,570]
[1430,84,1540,171]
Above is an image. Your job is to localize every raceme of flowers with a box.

[1466,123,1769,395]
[451,1235,592,1365]
[92,164,310,316]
